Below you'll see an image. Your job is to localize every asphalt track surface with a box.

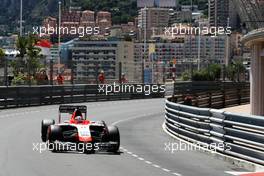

[0,99,248,176]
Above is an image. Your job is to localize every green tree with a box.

[226,64,236,81]
[181,71,191,81]
[14,36,28,75]
[208,64,221,81]
[0,48,4,67]
[226,60,246,82]
[12,35,42,85]
[26,35,41,77]
[16,36,28,59]
[190,64,222,81]
[234,60,246,82]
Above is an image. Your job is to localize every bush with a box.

[181,71,191,81]
[191,64,222,81]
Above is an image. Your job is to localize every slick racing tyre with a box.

[47,125,62,152]
[41,119,55,142]
[107,125,120,153]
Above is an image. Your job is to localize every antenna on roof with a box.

[69,0,72,12]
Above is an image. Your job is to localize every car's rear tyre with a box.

[41,119,55,142]
[107,126,120,153]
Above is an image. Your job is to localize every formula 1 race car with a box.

[41,105,120,154]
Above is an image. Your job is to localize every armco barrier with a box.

[164,99,264,165]
[0,84,164,109]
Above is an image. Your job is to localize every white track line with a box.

[115,113,183,176]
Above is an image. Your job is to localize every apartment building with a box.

[138,7,170,41]
[70,40,135,83]
[137,0,177,8]
[209,0,240,29]
[134,35,228,79]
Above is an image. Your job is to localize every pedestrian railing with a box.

[0,84,164,109]
[171,81,250,109]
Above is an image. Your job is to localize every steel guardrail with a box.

[164,99,264,165]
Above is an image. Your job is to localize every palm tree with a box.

[16,36,28,59]
[226,64,236,81]
[15,36,28,75]
[0,48,4,67]
[234,60,246,82]
[13,35,42,85]
[26,35,41,79]
[0,48,7,86]
[226,60,246,82]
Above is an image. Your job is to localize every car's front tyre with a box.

[47,125,62,152]
[41,119,55,142]
[107,125,120,153]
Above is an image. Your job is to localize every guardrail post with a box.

[222,89,226,108]
[15,87,19,108]
[84,85,87,102]
[209,109,226,152]
[71,85,73,103]
[50,86,53,105]
[208,92,212,108]
[237,87,241,105]
[194,93,198,107]
[39,87,42,106]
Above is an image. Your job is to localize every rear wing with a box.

[59,105,87,114]
[59,105,87,122]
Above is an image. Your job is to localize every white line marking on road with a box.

[225,171,251,175]
[112,113,183,176]
[145,161,152,164]
[138,157,144,161]
[132,154,138,158]
[225,171,264,175]
[162,168,171,172]
[153,164,161,168]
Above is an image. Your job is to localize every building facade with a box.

[209,0,240,29]
[209,0,229,27]
[70,40,135,83]
[134,35,229,79]
[137,0,177,8]
[138,8,170,41]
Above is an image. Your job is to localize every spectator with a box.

[44,71,49,84]
[183,95,193,106]
[120,73,127,83]
[98,70,105,84]
[57,74,64,85]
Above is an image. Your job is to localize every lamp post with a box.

[20,0,23,36]
[58,1,62,74]
[4,59,7,86]
[143,7,147,84]
[197,14,201,71]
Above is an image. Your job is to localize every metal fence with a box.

[164,99,264,165]
[0,84,164,109]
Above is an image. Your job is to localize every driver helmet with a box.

[75,116,83,121]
